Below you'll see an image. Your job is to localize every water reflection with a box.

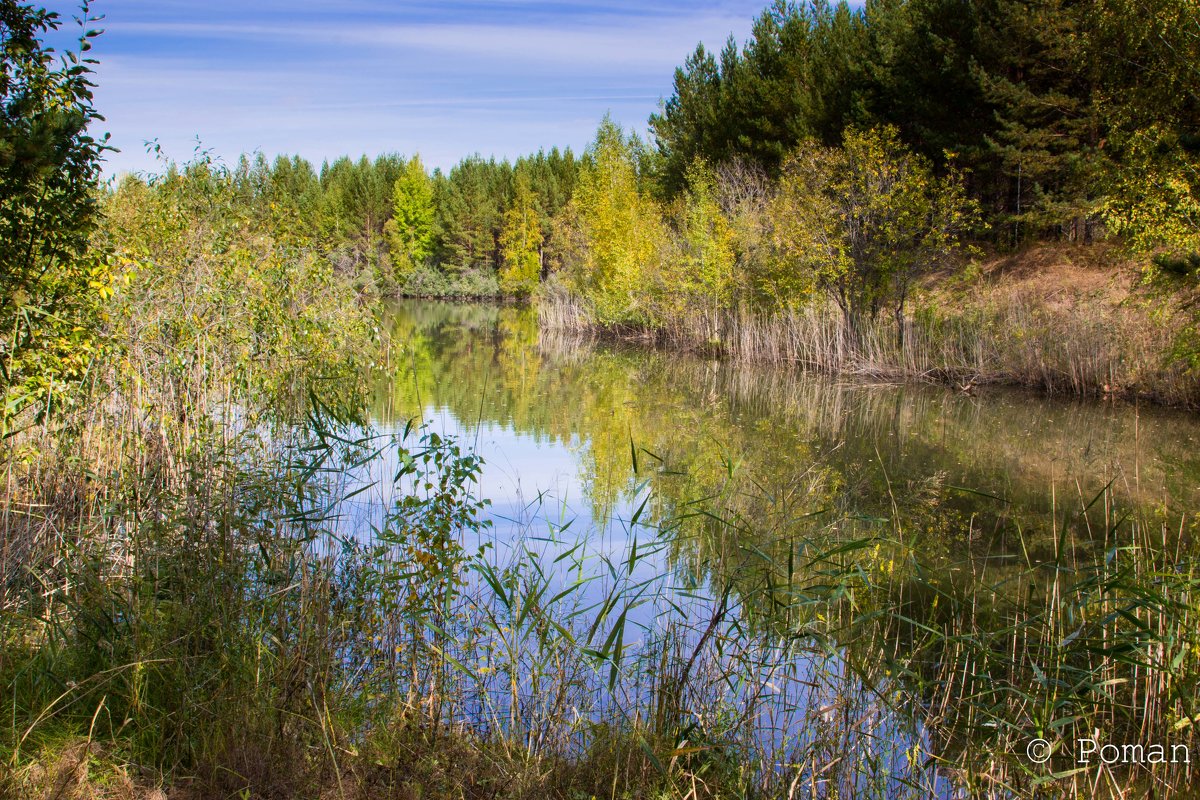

[371,299,1199,562]
[355,300,1197,795]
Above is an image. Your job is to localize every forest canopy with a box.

[650,0,1200,253]
[4,0,1200,422]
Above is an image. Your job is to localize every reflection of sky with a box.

[357,402,658,561]
[40,0,773,176]
[349,403,595,538]
[346,404,944,795]
[353,405,939,788]
[341,400,677,650]
[333,325,948,795]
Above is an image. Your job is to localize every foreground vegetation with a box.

[3,292,1199,798]
[2,1,1200,798]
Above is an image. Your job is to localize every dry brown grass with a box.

[541,244,1200,408]
[1,742,164,800]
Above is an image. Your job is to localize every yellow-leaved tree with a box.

[671,160,736,310]
[498,172,543,297]
[384,155,437,282]
[566,117,667,325]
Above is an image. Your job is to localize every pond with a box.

[369,300,1198,547]
[345,299,1199,797]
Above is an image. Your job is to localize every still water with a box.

[347,300,1198,795]
[367,300,1198,548]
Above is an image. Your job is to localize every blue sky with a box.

[47,1,768,176]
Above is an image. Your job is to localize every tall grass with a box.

[0,158,380,795]
[4,392,1196,798]
[539,287,1200,408]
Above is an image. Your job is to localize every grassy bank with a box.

[540,244,1200,409]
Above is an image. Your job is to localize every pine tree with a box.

[975,0,1105,243]
[435,156,510,273]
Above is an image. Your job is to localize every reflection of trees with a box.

[371,301,1200,679]
[369,299,1200,614]
[370,300,1200,794]
[373,300,1199,569]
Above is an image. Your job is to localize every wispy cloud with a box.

[113,16,743,70]
[70,0,765,175]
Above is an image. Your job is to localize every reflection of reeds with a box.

[540,292,1200,408]
[871,498,1200,797]
[535,323,1199,533]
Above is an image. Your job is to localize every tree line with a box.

[169,0,1195,337]
[650,0,1200,254]
[158,146,580,299]
[104,0,1198,336]
[5,0,1200,427]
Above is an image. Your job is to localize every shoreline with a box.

[535,244,1200,412]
